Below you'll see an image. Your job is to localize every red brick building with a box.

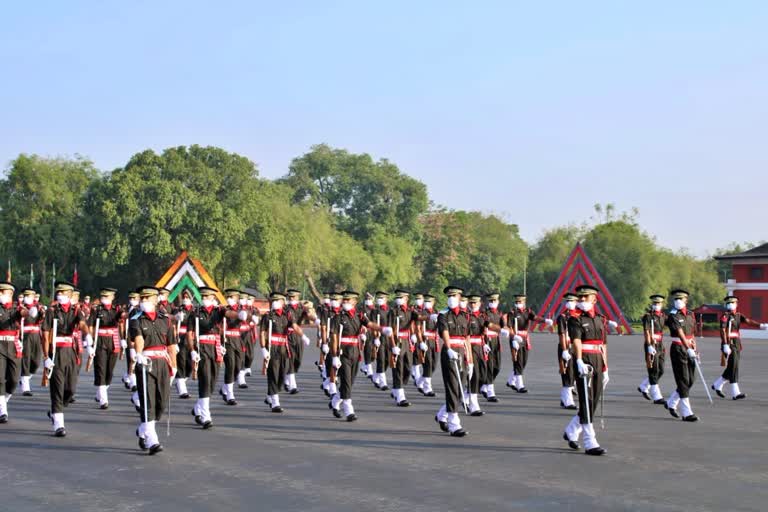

[715,242,768,339]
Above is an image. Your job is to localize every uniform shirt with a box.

[331,309,371,337]
[260,308,296,336]
[0,303,22,335]
[484,307,504,331]
[508,308,537,332]
[468,310,488,336]
[129,311,176,349]
[437,308,470,338]
[666,308,695,340]
[390,305,416,336]
[557,309,581,340]
[89,304,122,328]
[221,305,245,332]
[287,303,309,327]
[642,310,666,344]
[186,305,224,335]
[567,310,606,343]
[720,311,752,350]
[371,304,391,327]
[42,303,86,335]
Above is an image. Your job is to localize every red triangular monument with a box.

[534,243,633,334]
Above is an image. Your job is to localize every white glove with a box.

[467,363,474,379]
[170,366,178,381]
[561,350,572,362]
[176,312,185,322]
[419,342,428,352]
[410,334,418,344]
[85,333,94,347]
[321,343,330,354]
[120,338,128,349]
[261,347,270,359]
[238,310,248,321]
[302,334,311,346]
[544,318,554,327]
[760,323,768,330]
[608,320,618,329]
[44,357,54,370]
[87,345,96,358]
[314,318,321,326]
[135,354,149,366]
[391,346,401,357]
[576,358,588,377]
[446,348,459,360]
[129,348,137,362]
[254,316,260,325]
[686,348,697,359]
[332,356,342,369]
[646,345,656,355]
[191,350,201,363]
[382,326,393,337]
[373,338,381,348]
[28,306,39,318]
[500,328,510,340]
[360,333,367,342]
[483,344,492,355]
[722,344,732,356]
[220,345,227,356]
[429,313,438,323]
[602,370,610,389]
[512,336,521,350]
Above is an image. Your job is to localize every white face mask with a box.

[447,296,460,309]
[289,299,299,306]
[726,303,737,311]
[57,294,71,305]
[488,301,499,309]
[425,302,434,310]
[183,298,193,306]
[246,299,254,306]
[331,300,340,309]
[129,299,140,308]
[460,301,468,309]
[100,298,112,306]
[578,300,593,312]
[652,304,662,312]
[342,302,354,312]
[202,298,214,308]
[158,295,168,303]
[140,301,155,313]
[565,301,576,311]
[515,302,525,310]
[470,304,480,313]
[23,296,35,305]
[415,298,424,307]
[272,300,283,310]
[395,298,405,307]
[323,299,331,305]
[673,299,685,310]
[364,299,373,307]
[376,298,385,306]
[227,297,237,306]
[0,293,12,305]
[239,298,247,306]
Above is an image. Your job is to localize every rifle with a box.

[511,316,519,362]
[557,316,567,375]
[330,323,341,383]
[42,318,58,387]
[645,316,654,369]
[319,317,330,368]
[419,320,426,365]
[261,319,272,376]
[86,317,100,372]
[19,317,25,361]
[721,318,731,367]
[120,316,128,361]
[192,315,200,380]
[390,316,400,369]
[372,313,380,360]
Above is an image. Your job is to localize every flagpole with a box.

[52,262,56,301]
[30,263,34,289]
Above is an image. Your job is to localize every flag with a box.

[6,260,10,282]
[72,264,79,287]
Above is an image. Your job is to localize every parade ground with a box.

[3,331,767,512]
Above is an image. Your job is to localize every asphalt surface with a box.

[2,331,767,512]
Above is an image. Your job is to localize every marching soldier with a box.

[315,292,331,381]
[41,281,88,436]
[284,289,313,394]
[88,287,124,409]
[556,292,578,410]
[329,290,385,421]
[466,294,498,416]
[435,286,471,437]
[638,295,667,405]
[122,291,141,390]
[261,292,307,413]
[388,289,417,407]
[506,294,553,393]
[360,293,376,378]
[372,291,392,391]
[187,287,223,429]
[411,293,426,386]
[322,292,343,396]
[157,287,171,315]
[562,285,606,455]
[711,296,768,400]
[664,289,700,422]
[219,289,248,406]
[173,290,195,399]
[0,282,27,423]
[481,292,504,402]
[130,286,177,454]
[415,293,440,397]
[19,288,43,397]
[241,293,259,380]
[236,292,253,387]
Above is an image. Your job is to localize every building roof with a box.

[714,242,768,261]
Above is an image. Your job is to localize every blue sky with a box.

[2,2,766,256]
